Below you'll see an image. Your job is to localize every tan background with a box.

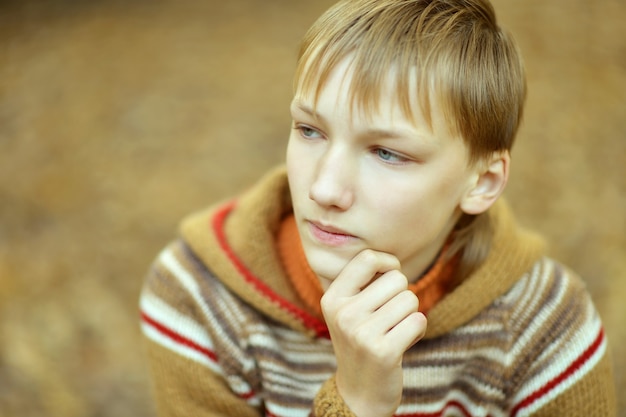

[0,0,624,415]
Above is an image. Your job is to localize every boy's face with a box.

[287,58,483,287]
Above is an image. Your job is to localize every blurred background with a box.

[0,0,624,415]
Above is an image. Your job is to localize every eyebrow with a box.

[291,102,327,125]
[291,101,432,145]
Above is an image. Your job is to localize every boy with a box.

[140,0,616,416]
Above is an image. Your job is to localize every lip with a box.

[307,220,357,246]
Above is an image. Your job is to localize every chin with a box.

[303,250,349,283]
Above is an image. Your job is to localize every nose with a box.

[309,147,354,210]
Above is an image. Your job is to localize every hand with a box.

[321,249,427,417]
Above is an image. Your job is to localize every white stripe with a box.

[264,372,324,399]
[521,340,605,416]
[508,262,546,330]
[514,297,601,399]
[141,292,215,351]
[248,332,336,364]
[160,249,255,369]
[395,390,506,417]
[153,249,259,403]
[402,364,471,389]
[264,400,310,417]
[412,341,508,369]
[140,292,220,372]
[141,321,222,373]
[513,315,605,416]
[508,266,570,361]
[455,320,506,334]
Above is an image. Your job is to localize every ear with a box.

[460,151,510,215]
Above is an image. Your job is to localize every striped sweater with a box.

[140,166,616,417]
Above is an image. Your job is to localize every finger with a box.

[386,311,427,352]
[369,290,419,333]
[352,269,409,313]
[323,271,410,331]
[326,249,401,297]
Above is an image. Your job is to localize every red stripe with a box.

[141,310,218,362]
[212,201,330,338]
[511,326,605,416]
[238,390,256,400]
[141,310,258,401]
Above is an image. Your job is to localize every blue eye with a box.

[376,148,406,163]
[297,125,322,139]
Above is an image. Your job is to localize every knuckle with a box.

[371,341,400,364]
[351,325,372,344]
[400,289,417,303]
[320,294,332,315]
[356,249,401,273]
[334,304,358,327]
[358,249,379,265]
[377,270,409,293]
[400,290,419,309]
[388,270,409,288]
[385,290,419,316]
[320,292,342,316]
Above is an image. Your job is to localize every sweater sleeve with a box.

[313,376,357,417]
[143,339,261,417]
[507,262,617,416]
[139,241,263,417]
[528,352,616,417]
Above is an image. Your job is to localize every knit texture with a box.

[140,166,616,417]
[314,376,356,417]
[277,213,325,318]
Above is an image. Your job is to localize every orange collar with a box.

[277,214,458,318]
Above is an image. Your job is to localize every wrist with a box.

[335,373,398,417]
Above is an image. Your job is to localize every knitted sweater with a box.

[139,166,616,417]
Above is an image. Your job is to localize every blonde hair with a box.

[294,0,527,280]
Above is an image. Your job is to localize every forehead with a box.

[293,56,456,137]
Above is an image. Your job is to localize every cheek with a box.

[286,137,302,180]
[365,178,462,234]
[286,138,312,205]
[285,135,298,171]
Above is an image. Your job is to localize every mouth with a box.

[307,221,357,246]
